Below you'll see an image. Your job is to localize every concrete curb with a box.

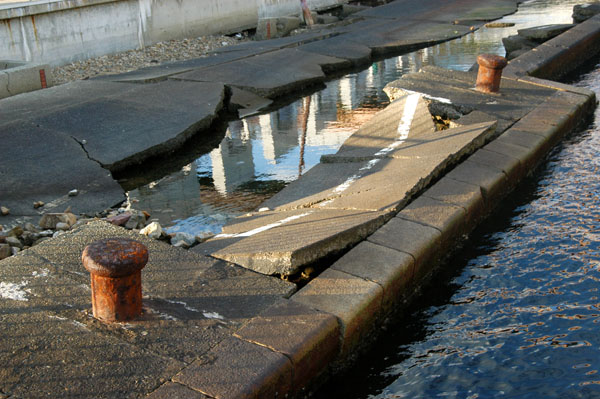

[0,60,51,99]
[162,19,599,398]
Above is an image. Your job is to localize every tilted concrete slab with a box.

[193,208,390,276]
[384,66,557,130]
[172,48,351,99]
[296,34,373,66]
[32,80,226,171]
[91,50,261,83]
[321,94,435,162]
[0,120,124,227]
[314,121,497,212]
[335,18,474,56]
[355,0,517,24]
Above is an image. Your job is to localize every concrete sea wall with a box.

[0,0,344,66]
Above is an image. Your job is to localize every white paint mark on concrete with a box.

[32,269,50,277]
[402,89,452,104]
[215,212,312,238]
[0,281,28,301]
[203,312,225,320]
[320,93,421,205]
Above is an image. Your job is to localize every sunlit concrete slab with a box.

[193,208,390,276]
[172,48,350,99]
[355,0,517,24]
[335,18,474,56]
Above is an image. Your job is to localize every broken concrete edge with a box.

[504,13,600,81]
[0,61,51,100]
[239,84,594,396]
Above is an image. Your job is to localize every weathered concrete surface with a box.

[193,208,390,276]
[234,299,341,393]
[263,119,496,213]
[0,120,125,227]
[292,268,384,355]
[384,65,557,131]
[355,0,518,24]
[172,48,351,99]
[0,221,296,397]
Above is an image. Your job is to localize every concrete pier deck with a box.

[1,2,600,398]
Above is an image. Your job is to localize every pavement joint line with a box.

[319,93,420,206]
[214,211,313,238]
[395,214,444,234]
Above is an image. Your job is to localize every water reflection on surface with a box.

[126,0,584,236]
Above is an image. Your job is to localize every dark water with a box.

[125,0,582,236]
[315,56,600,399]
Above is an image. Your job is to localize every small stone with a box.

[0,243,11,260]
[107,212,131,226]
[0,207,9,216]
[8,226,24,238]
[258,207,270,212]
[52,231,65,238]
[33,201,45,209]
[39,212,77,229]
[33,237,51,245]
[6,236,23,249]
[125,211,147,230]
[55,222,70,231]
[21,232,38,246]
[38,230,54,238]
[11,247,20,256]
[170,232,197,248]
[142,210,151,219]
[24,223,39,233]
[68,189,79,197]
[139,222,163,239]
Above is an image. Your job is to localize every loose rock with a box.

[33,201,45,209]
[0,243,11,260]
[6,236,23,249]
[170,232,197,248]
[55,222,71,231]
[0,207,9,216]
[107,213,131,226]
[139,222,164,240]
[125,211,148,230]
[68,189,79,197]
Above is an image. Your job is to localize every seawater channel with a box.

[314,57,600,398]
[122,0,583,238]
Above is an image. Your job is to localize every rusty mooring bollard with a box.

[476,54,508,93]
[82,238,148,322]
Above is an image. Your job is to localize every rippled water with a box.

[315,56,600,399]
[124,0,583,237]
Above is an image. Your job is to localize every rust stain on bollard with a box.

[82,238,148,322]
[476,54,508,94]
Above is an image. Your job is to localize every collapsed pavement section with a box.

[1,0,522,229]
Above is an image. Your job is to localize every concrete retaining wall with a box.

[0,0,345,66]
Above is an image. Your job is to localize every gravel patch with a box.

[51,34,249,85]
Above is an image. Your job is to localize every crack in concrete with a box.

[70,136,106,170]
